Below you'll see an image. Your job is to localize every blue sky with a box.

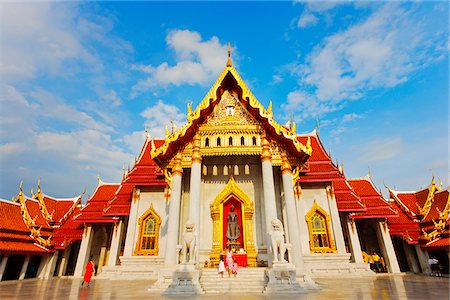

[0,1,448,200]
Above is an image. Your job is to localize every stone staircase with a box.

[200,267,267,294]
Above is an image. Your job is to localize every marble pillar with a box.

[19,255,30,280]
[164,153,183,266]
[188,135,202,264]
[108,220,124,267]
[346,218,364,263]
[58,247,71,277]
[414,244,429,274]
[281,152,304,268]
[97,246,107,275]
[375,221,400,273]
[403,241,420,273]
[74,225,94,277]
[261,136,278,233]
[0,255,9,281]
[123,188,140,257]
[327,187,347,254]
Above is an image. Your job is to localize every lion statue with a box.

[269,218,286,263]
[181,221,196,264]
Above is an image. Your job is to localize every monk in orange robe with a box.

[81,258,95,286]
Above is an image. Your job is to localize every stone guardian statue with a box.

[270,218,286,263]
[182,221,196,264]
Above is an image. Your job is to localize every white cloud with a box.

[102,90,122,107]
[122,131,147,153]
[0,143,27,156]
[282,90,342,120]
[0,2,98,80]
[298,13,318,28]
[357,137,404,163]
[342,113,364,122]
[285,3,447,119]
[140,100,186,138]
[130,30,229,97]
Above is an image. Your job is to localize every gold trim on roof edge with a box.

[151,63,312,162]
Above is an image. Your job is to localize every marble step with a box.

[200,268,267,294]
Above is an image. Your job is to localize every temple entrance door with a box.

[222,197,243,251]
[209,177,257,267]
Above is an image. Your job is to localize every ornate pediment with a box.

[202,90,259,128]
[150,54,311,168]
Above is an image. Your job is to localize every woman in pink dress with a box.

[225,246,233,277]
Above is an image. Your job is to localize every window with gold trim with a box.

[134,204,161,256]
[305,201,336,253]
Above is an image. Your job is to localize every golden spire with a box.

[226,42,232,67]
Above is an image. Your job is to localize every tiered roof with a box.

[73,179,120,223]
[296,130,366,213]
[348,175,398,219]
[387,179,450,250]
[0,182,83,253]
[103,137,166,217]
[0,199,51,254]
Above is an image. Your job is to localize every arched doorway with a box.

[210,177,257,266]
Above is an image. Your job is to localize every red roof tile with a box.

[0,200,29,232]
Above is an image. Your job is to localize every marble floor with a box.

[0,274,448,300]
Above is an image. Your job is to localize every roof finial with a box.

[226,42,232,67]
[97,174,101,184]
[368,166,372,178]
[145,126,150,140]
[315,117,319,131]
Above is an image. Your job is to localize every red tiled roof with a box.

[422,237,450,249]
[0,240,51,253]
[24,199,51,229]
[348,178,398,219]
[422,189,449,223]
[333,180,366,212]
[0,200,29,232]
[42,195,78,223]
[74,182,119,222]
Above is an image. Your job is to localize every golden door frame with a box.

[209,177,257,266]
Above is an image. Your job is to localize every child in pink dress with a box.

[231,258,238,277]
[218,255,226,277]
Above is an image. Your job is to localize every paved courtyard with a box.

[0,274,448,300]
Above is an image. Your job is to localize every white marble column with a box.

[164,153,183,266]
[281,152,304,268]
[327,187,347,254]
[97,246,107,275]
[188,135,202,265]
[108,220,124,266]
[414,244,429,274]
[123,188,140,257]
[346,219,364,263]
[19,255,31,280]
[74,225,94,277]
[403,241,420,273]
[45,251,58,279]
[37,255,49,278]
[58,247,71,276]
[0,255,9,281]
[375,221,400,273]
[261,136,278,232]
[39,251,58,279]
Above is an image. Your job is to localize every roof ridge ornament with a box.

[226,42,232,67]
